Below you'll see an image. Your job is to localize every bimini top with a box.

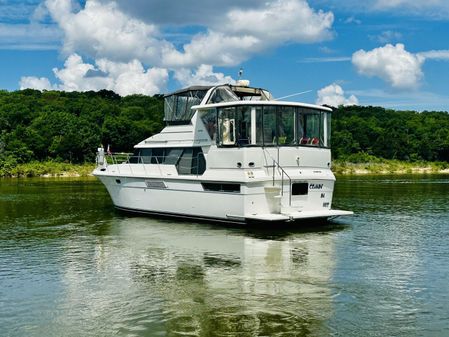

[164,84,274,124]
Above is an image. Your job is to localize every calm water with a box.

[0,176,448,337]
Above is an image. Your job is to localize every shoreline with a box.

[332,161,449,175]
[1,160,449,178]
[0,162,96,178]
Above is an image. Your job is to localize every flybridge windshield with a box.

[200,105,331,148]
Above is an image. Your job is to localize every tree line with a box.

[0,89,163,168]
[0,89,448,169]
[332,105,449,162]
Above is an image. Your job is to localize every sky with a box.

[1,0,449,111]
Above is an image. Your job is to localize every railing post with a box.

[281,171,284,196]
[289,179,292,206]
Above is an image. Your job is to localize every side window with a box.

[151,148,164,164]
[176,148,206,175]
[218,107,236,146]
[164,148,183,165]
[299,109,321,146]
[278,107,295,145]
[236,106,251,146]
[129,149,140,163]
[192,148,206,175]
[127,147,205,171]
[201,109,217,141]
[263,106,277,145]
[141,148,152,164]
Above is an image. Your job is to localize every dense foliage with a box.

[0,89,163,171]
[1,89,449,175]
[332,105,449,162]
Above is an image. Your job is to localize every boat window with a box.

[129,149,140,163]
[150,148,164,164]
[208,87,238,104]
[202,182,240,193]
[129,147,205,175]
[129,148,152,163]
[164,148,183,165]
[140,148,152,164]
[325,111,331,147]
[200,108,217,141]
[278,107,296,145]
[236,106,251,146]
[300,109,321,146]
[254,106,264,145]
[218,107,236,146]
[292,182,308,195]
[263,106,277,145]
[176,148,206,175]
[215,105,330,148]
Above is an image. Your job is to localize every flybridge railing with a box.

[104,152,205,177]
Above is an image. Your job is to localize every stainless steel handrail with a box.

[104,152,204,177]
[265,149,292,206]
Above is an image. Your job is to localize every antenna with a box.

[275,90,313,101]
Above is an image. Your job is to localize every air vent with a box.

[145,180,167,189]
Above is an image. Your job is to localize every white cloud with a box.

[20,76,55,91]
[417,50,449,60]
[0,23,61,50]
[300,56,351,63]
[162,0,334,67]
[44,0,334,68]
[316,83,359,107]
[21,0,335,94]
[21,54,169,96]
[347,88,449,111]
[53,54,108,92]
[174,65,235,87]
[109,0,262,26]
[370,30,403,44]
[45,0,170,65]
[352,44,424,89]
[374,0,447,11]
[95,58,169,96]
[344,16,362,24]
[224,0,334,43]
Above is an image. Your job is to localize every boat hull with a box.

[95,173,353,224]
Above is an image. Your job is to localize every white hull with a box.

[94,160,352,224]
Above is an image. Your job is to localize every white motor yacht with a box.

[93,82,353,223]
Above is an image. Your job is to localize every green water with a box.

[0,176,448,336]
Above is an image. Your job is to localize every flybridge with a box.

[163,84,273,124]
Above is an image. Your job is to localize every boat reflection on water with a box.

[59,217,347,336]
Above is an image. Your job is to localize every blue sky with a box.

[1,0,449,111]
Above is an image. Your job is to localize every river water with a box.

[0,176,448,337]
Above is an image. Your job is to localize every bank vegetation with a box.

[1,89,449,177]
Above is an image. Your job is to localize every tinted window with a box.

[202,183,240,193]
[292,183,308,195]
